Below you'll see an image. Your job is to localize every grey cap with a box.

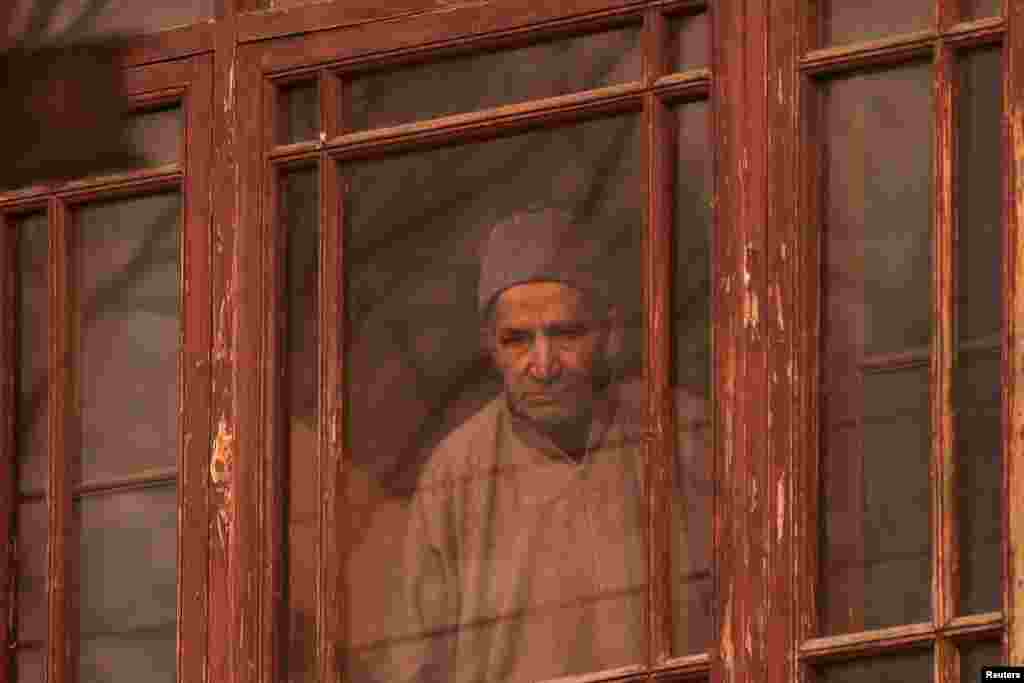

[478,208,609,315]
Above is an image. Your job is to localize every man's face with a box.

[487,281,613,431]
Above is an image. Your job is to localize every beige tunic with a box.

[398,381,709,683]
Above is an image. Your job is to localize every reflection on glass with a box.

[668,11,711,73]
[74,193,180,484]
[818,63,933,635]
[956,48,1003,617]
[78,486,177,683]
[126,105,182,168]
[16,648,44,683]
[815,650,932,683]
[343,26,641,132]
[823,0,932,47]
[16,502,46,644]
[282,167,320,683]
[342,115,653,682]
[960,0,1001,20]
[280,82,319,145]
[671,99,713,656]
[961,640,1002,682]
[16,213,48,494]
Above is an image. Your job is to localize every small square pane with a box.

[16,648,44,683]
[668,11,711,73]
[816,650,932,683]
[16,213,48,494]
[960,0,1001,21]
[961,640,1002,682]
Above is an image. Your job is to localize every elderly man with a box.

[399,208,709,682]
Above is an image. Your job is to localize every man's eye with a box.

[552,325,587,339]
[500,333,529,347]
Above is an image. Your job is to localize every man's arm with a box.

[396,479,458,682]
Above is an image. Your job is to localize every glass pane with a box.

[282,167,320,683]
[956,48,1003,617]
[668,11,711,73]
[960,0,1001,21]
[819,63,933,636]
[15,648,44,683]
[343,115,644,682]
[74,193,181,484]
[280,81,319,145]
[78,485,177,683]
[6,0,214,41]
[126,105,182,168]
[671,99,714,656]
[16,502,47,643]
[824,0,932,47]
[343,26,641,132]
[961,640,1002,682]
[816,650,933,683]
[16,213,48,494]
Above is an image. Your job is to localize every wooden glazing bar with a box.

[17,491,44,503]
[945,16,1006,48]
[645,2,674,660]
[799,621,936,660]
[12,640,44,650]
[937,635,957,683]
[179,51,214,683]
[319,151,342,683]
[1004,0,1024,664]
[858,347,933,372]
[261,72,285,683]
[934,38,958,632]
[944,611,1004,638]
[653,70,712,101]
[0,165,184,207]
[117,22,216,69]
[71,468,178,498]
[800,30,936,78]
[46,198,70,683]
[0,215,15,683]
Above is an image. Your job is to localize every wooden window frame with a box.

[774,1,1024,682]
[0,35,215,683]
[229,2,719,682]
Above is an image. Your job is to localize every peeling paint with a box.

[210,416,234,548]
[745,290,760,334]
[780,242,788,261]
[224,61,235,114]
[777,475,785,542]
[213,298,228,362]
[773,284,784,332]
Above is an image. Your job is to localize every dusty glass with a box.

[342,114,652,682]
[818,63,934,635]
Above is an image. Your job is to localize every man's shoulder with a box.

[419,396,505,486]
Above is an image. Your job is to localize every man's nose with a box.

[527,335,560,382]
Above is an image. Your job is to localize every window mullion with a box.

[46,198,73,683]
[643,5,675,667]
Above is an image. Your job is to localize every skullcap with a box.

[478,208,609,314]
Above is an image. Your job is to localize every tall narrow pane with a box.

[16,502,47,644]
[282,166,320,683]
[15,648,44,683]
[671,99,714,656]
[16,213,48,494]
[818,63,933,635]
[342,115,645,682]
[78,486,177,683]
[961,640,1002,682]
[960,0,1001,21]
[955,48,1003,616]
[73,192,181,484]
[280,81,319,145]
